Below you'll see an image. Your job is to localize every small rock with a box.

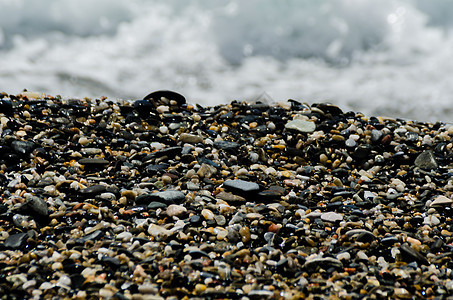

[166,204,187,217]
[136,190,185,205]
[429,195,453,207]
[224,179,260,194]
[179,133,203,144]
[285,119,316,133]
[320,212,343,223]
[414,150,438,169]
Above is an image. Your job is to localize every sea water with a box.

[1,0,453,122]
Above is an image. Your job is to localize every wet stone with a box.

[19,196,49,218]
[414,150,438,169]
[399,243,429,265]
[78,158,109,166]
[304,257,343,272]
[137,190,185,205]
[80,184,107,196]
[213,140,240,152]
[224,179,260,194]
[4,232,29,250]
[11,140,36,155]
[320,212,343,223]
[285,119,316,133]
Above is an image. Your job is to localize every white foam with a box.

[1,0,453,121]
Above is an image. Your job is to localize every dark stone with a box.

[345,229,376,242]
[80,185,107,196]
[414,150,438,169]
[136,190,185,205]
[303,257,343,272]
[213,141,240,152]
[189,215,202,225]
[147,201,168,209]
[224,179,260,194]
[0,100,13,115]
[380,235,399,247]
[77,230,104,243]
[144,90,186,106]
[134,99,155,116]
[145,164,169,175]
[399,243,429,265]
[19,196,49,219]
[78,158,109,165]
[11,140,36,155]
[101,256,121,269]
[4,232,29,250]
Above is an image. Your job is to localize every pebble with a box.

[285,119,316,133]
[166,204,187,217]
[320,211,343,223]
[0,92,452,299]
[414,150,438,169]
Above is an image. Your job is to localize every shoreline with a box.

[1,91,453,299]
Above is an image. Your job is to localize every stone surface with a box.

[414,150,438,169]
[285,119,316,133]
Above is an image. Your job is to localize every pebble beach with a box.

[1,90,453,299]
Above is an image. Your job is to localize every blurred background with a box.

[1,0,453,121]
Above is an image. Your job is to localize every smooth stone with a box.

[145,164,169,175]
[214,215,226,226]
[166,204,187,217]
[144,90,186,106]
[285,119,316,133]
[303,257,343,272]
[78,158,109,165]
[320,212,343,223]
[414,150,438,169]
[215,191,246,204]
[179,133,203,144]
[80,185,107,195]
[429,195,453,207]
[116,231,133,242]
[136,191,185,205]
[213,140,240,152]
[19,196,49,218]
[345,229,376,242]
[148,202,168,209]
[78,230,103,243]
[11,140,36,155]
[4,232,29,249]
[424,215,440,226]
[399,243,429,265]
[248,290,274,297]
[223,179,260,194]
[345,138,357,147]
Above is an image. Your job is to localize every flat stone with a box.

[215,191,246,204]
[399,243,429,265]
[148,224,171,238]
[213,141,240,152]
[4,232,29,249]
[19,196,49,218]
[430,195,453,207]
[303,257,343,272]
[11,140,36,155]
[166,204,187,217]
[136,190,185,205]
[345,229,376,242]
[179,133,203,144]
[321,212,343,223]
[414,150,438,169]
[224,179,260,194]
[78,158,109,165]
[80,184,107,195]
[285,119,316,133]
[148,201,168,209]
